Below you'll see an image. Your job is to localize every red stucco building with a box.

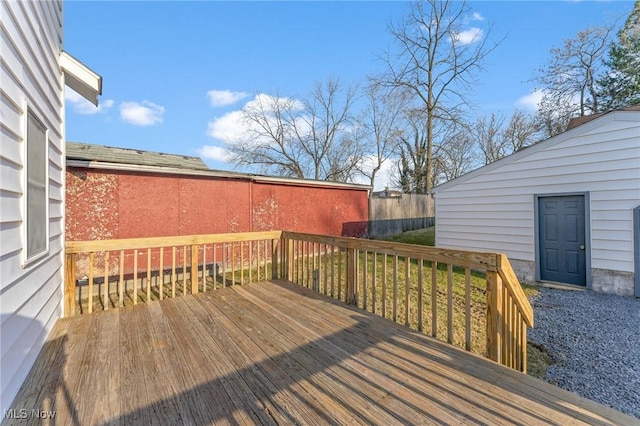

[65,143,370,243]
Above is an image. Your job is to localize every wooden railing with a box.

[64,231,282,316]
[280,231,534,372]
[65,230,533,372]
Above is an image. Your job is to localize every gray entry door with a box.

[538,195,586,286]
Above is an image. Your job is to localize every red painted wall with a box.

[65,167,369,242]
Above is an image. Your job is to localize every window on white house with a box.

[25,109,48,261]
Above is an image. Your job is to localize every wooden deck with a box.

[7,280,635,425]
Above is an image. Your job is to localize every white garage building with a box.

[434,108,640,297]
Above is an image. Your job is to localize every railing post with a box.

[346,247,357,305]
[64,253,76,317]
[486,269,502,364]
[191,244,198,294]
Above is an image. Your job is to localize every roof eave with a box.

[61,52,102,106]
[66,160,372,191]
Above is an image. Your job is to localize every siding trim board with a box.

[534,192,591,289]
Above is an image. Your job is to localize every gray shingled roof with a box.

[67,142,209,170]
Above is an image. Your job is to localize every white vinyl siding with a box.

[0,0,64,413]
[436,112,640,276]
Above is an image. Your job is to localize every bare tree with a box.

[475,110,540,164]
[356,81,408,192]
[380,0,499,192]
[394,110,430,193]
[475,113,506,165]
[225,78,363,182]
[534,24,615,136]
[433,124,476,182]
[502,109,540,152]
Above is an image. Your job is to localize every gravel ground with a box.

[528,287,640,418]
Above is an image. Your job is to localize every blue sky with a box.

[64,1,634,188]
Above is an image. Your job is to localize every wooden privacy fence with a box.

[65,230,533,372]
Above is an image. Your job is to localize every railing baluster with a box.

[191,244,198,293]
[393,255,398,323]
[133,249,138,305]
[159,247,164,300]
[372,253,377,315]
[382,254,387,319]
[313,243,318,292]
[103,251,109,310]
[431,261,437,338]
[363,250,368,311]
[171,246,176,297]
[501,284,508,366]
[323,244,328,295]
[256,241,260,282]
[329,245,334,297]
[119,250,124,307]
[147,248,152,302]
[417,259,423,332]
[248,241,252,284]
[465,267,471,351]
[405,257,410,326]
[88,252,94,314]
[447,264,453,344]
[273,238,280,280]
[240,242,244,285]
[337,248,342,300]
[202,244,207,291]
[182,246,187,295]
[521,320,528,373]
[212,243,217,290]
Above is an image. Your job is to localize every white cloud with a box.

[207,89,250,107]
[452,27,484,45]
[198,145,230,162]
[65,88,114,114]
[516,90,544,111]
[353,156,396,191]
[119,101,164,126]
[206,110,245,143]
[472,12,484,21]
[206,93,306,143]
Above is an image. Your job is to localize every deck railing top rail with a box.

[66,230,283,253]
[282,231,498,271]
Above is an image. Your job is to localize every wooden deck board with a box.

[6,280,636,426]
[207,289,434,425]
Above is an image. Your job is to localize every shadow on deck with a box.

[6,280,634,425]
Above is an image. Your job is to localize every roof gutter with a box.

[66,160,372,191]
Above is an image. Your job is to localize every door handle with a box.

[580,245,585,250]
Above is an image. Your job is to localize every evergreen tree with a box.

[598,1,640,110]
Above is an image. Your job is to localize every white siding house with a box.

[1,0,100,412]
[434,109,640,297]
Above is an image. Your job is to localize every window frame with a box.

[22,106,50,266]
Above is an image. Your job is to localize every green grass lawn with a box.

[381,227,435,246]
